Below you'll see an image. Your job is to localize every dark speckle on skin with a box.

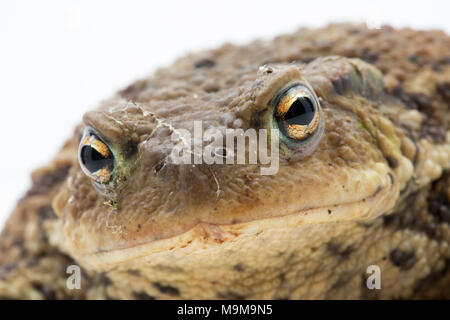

[123,141,138,159]
[392,85,446,141]
[26,165,71,196]
[428,176,450,224]
[359,221,373,229]
[99,273,113,287]
[383,201,442,241]
[386,156,398,169]
[436,82,450,100]
[154,162,165,175]
[32,282,57,300]
[389,249,416,271]
[127,269,142,277]
[331,78,346,95]
[348,27,361,34]
[431,63,442,72]
[153,282,180,296]
[430,201,450,224]
[331,271,352,290]
[233,263,245,272]
[408,54,420,63]
[394,88,445,142]
[153,265,184,273]
[360,48,378,63]
[388,172,394,186]
[133,291,156,300]
[411,93,431,112]
[274,296,290,300]
[26,257,40,268]
[326,242,354,260]
[385,173,450,243]
[38,205,57,220]
[420,118,446,143]
[35,205,57,243]
[373,185,383,196]
[194,58,216,69]
[392,84,408,103]
[0,262,17,274]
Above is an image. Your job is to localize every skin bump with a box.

[389,249,417,271]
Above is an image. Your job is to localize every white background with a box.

[0,0,449,229]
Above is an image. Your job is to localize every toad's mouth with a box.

[76,170,398,271]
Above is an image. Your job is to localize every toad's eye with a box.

[274,84,322,141]
[78,130,114,184]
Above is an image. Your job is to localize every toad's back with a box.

[0,24,449,299]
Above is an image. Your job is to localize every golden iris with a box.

[78,132,115,184]
[274,85,321,141]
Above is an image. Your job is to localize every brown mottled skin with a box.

[1,24,449,299]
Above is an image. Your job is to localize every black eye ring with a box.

[78,129,115,184]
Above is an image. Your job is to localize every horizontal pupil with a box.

[80,145,114,174]
[284,96,315,126]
